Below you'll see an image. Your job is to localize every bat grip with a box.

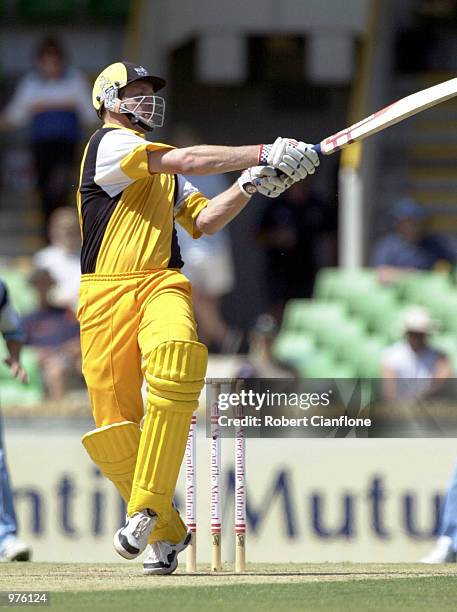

[312,143,321,154]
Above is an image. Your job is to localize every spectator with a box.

[236,314,296,378]
[0,279,31,562]
[371,198,457,285]
[23,269,81,400]
[381,306,452,402]
[421,461,457,563]
[257,180,336,319]
[172,126,240,353]
[33,207,81,312]
[0,37,93,225]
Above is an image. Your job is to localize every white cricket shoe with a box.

[420,536,455,563]
[113,510,157,560]
[143,530,192,575]
[0,539,32,562]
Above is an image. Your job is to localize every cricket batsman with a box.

[77,61,319,575]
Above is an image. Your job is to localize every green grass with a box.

[3,564,457,612]
[35,577,457,612]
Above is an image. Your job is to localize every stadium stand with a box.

[273,267,457,379]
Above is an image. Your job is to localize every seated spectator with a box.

[23,269,81,400]
[371,198,457,285]
[381,306,452,402]
[33,207,81,312]
[236,314,296,378]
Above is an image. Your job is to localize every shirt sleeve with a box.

[382,343,403,372]
[94,129,173,197]
[371,237,393,267]
[174,174,209,239]
[3,75,34,127]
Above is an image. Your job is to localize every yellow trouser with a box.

[78,269,207,543]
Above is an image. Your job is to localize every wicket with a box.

[185,378,247,573]
[185,413,197,572]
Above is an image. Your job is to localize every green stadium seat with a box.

[355,338,385,378]
[314,268,376,308]
[332,320,367,362]
[298,352,355,378]
[313,268,341,301]
[335,334,384,377]
[297,302,347,338]
[0,269,37,316]
[434,293,457,333]
[394,271,451,306]
[281,299,346,338]
[272,333,315,368]
[281,299,311,332]
[351,289,399,334]
[331,319,368,363]
[371,305,410,342]
[316,314,363,353]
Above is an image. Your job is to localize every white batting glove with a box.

[237,166,290,198]
[259,137,320,181]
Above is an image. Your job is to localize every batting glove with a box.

[237,166,290,198]
[259,137,320,181]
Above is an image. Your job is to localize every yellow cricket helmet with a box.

[92,61,166,130]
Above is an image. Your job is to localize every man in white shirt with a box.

[33,207,81,312]
[0,37,93,224]
[382,306,452,401]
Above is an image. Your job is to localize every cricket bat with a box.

[313,77,457,155]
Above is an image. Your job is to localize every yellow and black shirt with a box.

[76,124,209,274]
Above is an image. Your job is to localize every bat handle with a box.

[312,143,321,154]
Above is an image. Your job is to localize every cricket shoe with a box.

[143,530,192,575]
[114,510,157,560]
[0,539,32,562]
[420,536,456,563]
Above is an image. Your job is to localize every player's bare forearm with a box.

[4,339,28,384]
[196,183,250,234]
[148,145,260,175]
[381,364,398,403]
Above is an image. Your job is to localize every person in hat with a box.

[381,306,452,401]
[76,60,320,575]
[371,198,457,284]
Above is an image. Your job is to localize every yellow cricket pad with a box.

[81,421,140,502]
[128,340,208,526]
